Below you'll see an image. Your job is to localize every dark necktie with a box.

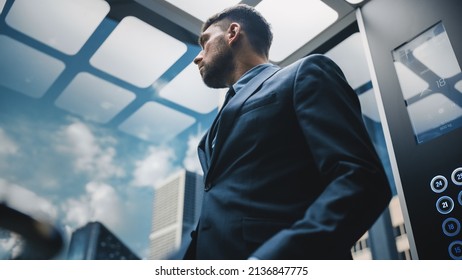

[209,87,235,153]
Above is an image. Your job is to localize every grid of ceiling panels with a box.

[0,0,220,144]
[0,0,345,144]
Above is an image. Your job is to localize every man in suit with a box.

[184,4,391,259]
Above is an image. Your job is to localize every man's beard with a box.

[201,38,235,89]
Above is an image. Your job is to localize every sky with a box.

[0,93,205,259]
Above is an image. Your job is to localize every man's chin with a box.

[203,78,226,89]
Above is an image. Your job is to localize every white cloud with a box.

[0,128,18,155]
[183,133,203,175]
[61,181,123,231]
[132,146,176,188]
[0,178,58,222]
[0,232,23,260]
[56,120,124,180]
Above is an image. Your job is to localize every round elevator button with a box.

[430,175,448,193]
[452,167,462,186]
[448,240,462,260]
[436,196,454,214]
[442,217,460,237]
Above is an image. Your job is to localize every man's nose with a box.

[193,51,203,65]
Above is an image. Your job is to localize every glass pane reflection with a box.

[393,22,462,144]
[5,0,109,55]
[55,73,136,124]
[0,35,65,98]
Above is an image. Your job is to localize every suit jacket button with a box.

[205,183,212,191]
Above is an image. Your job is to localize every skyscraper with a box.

[149,170,203,260]
[67,221,140,260]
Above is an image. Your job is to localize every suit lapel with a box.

[197,132,209,172]
[197,89,231,173]
[203,64,280,184]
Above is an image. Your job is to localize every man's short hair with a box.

[202,4,273,58]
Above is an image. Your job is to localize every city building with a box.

[351,196,411,260]
[67,221,140,260]
[149,170,203,260]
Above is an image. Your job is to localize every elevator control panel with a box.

[390,21,462,259]
[430,167,462,259]
[361,0,462,259]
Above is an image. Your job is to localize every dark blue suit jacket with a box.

[185,54,391,259]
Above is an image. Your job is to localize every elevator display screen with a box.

[392,22,462,144]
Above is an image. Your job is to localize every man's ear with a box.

[227,22,241,46]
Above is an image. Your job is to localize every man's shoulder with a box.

[281,54,332,70]
[281,54,342,76]
[298,54,336,67]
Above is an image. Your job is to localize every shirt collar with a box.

[231,63,273,94]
